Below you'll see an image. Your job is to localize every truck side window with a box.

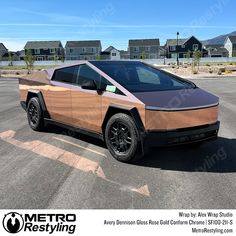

[76,65,101,86]
[100,77,125,96]
[52,66,77,84]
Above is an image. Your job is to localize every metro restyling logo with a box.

[3,212,24,233]
[2,212,76,234]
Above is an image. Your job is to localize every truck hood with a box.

[133,88,219,111]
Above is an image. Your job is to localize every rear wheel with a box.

[27,97,44,131]
[105,113,142,162]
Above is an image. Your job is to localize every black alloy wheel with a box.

[105,113,141,162]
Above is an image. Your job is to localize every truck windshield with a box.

[91,61,195,93]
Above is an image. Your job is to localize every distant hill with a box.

[202,31,236,45]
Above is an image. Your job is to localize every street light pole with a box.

[177,32,179,66]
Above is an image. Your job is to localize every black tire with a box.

[27,97,44,131]
[105,113,141,162]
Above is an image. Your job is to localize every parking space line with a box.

[0,130,106,179]
[53,136,107,158]
[131,184,150,197]
[0,130,150,198]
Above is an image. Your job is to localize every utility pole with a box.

[177,32,179,66]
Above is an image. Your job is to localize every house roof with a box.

[166,38,188,46]
[205,45,228,54]
[227,36,236,44]
[215,47,228,53]
[104,46,119,52]
[2,51,18,57]
[166,36,201,46]
[129,39,160,47]
[24,41,62,49]
[65,40,101,48]
[120,50,129,54]
[204,44,224,49]
[0,43,7,51]
[159,46,165,51]
[17,50,25,57]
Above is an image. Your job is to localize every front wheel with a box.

[105,113,142,162]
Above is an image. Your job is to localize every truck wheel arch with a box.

[26,90,50,118]
[102,105,145,138]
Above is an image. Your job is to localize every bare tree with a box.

[24,49,35,74]
[8,52,13,66]
[61,48,65,63]
[192,50,202,72]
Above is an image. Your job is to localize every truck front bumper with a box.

[144,121,220,147]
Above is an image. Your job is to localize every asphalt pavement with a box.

[0,77,235,209]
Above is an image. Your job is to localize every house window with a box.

[82,48,86,53]
[91,48,94,52]
[171,53,177,58]
[35,49,40,54]
[181,45,185,48]
[193,44,199,51]
[133,47,139,52]
[170,46,176,51]
[146,46,150,51]
[133,55,138,59]
[36,56,43,61]
[69,48,74,53]
[150,54,156,59]
[50,48,55,54]
[112,53,116,56]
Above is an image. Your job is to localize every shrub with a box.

[225,70,232,74]
[209,69,213,74]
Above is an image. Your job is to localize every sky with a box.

[0,0,235,51]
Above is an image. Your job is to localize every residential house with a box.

[159,46,166,58]
[165,36,206,58]
[17,50,25,61]
[129,39,160,59]
[100,46,120,60]
[204,44,229,57]
[100,51,110,60]
[24,41,64,61]
[224,36,236,57]
[65,40,101,60]
[120,50,130,59]
[1,51,20,61]
[0,43,8,60]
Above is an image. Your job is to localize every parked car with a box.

[19,61,220,162]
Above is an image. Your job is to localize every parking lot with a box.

[0,77,236,209]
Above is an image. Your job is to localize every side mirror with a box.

[98,82,107,92]
[81,80,97,90]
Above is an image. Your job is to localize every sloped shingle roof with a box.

[166,38,188,46]
[129,39,160,47]
[24,41,62,49]
[104,46,119,52]
[65,40,101,48]
[166,36,201,46]
[205,44,227,52]
[0,43,7,50]
[228,36,236,44]
[204,44,224,49]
